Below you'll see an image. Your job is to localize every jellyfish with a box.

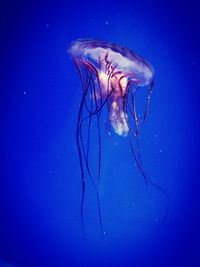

[68,39,168,238]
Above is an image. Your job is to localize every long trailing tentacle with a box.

[138,80,154,124]
[75,61,88,239]
[75,61,107,238]
[124,83,169,221]
[86,67,104,237]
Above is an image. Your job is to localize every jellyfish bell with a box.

[69,39,155,137]
[69,39,154,86]
[69,39,167,238]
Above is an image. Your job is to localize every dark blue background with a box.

[1,1,200,266]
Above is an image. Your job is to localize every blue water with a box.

[1,1,200,267]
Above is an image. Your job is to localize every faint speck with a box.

[44,23,50,31]
[107,131,112,137]
[149,200,154,205]
[154,134,158,138]
[105,21,109,25]
[23,91,27,95]
[159,149,163,153]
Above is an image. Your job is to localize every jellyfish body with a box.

[70,40,154,137]
[69,39,167,238]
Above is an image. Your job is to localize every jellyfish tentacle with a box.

[146,177,169,222]
[123,87,137,137]
[76,63,92,177]
[84,68,95,172]
[123,90,146,183]
[124,85,169,222]
[86,89,93,165]
[81,87,114,121]
[78,66,100,186]
[123,86,145,177]
[130,88,143,166]
[76,61,102,238]
[76,82,87,239]
[77,63,104,238]
[138,81,154,124]
[80,110,104,238]
[77,64,98,182]
[128,134,148,185]
[78,62,95,114]
[89,68,104,237]
[128,131,169,221]
[90,67,102,183]
[76,62,98,238]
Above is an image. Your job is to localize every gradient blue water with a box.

[1,1,200,267]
